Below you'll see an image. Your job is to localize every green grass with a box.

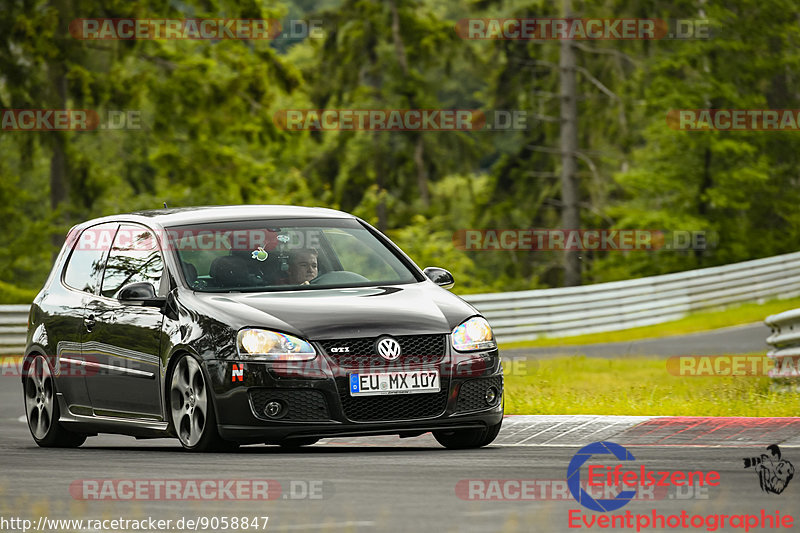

[498,296,800,350]
[502,356,800,416]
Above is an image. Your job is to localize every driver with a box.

[286,248,319,285]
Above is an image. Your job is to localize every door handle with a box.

[84,314,96,331]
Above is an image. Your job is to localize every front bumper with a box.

[204,347,503,444]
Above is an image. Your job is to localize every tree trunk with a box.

[48,0,70,253]
[695,146,712,263]
[413,137,430,208]
[559,0,581,286]
[391,0,429,208]
[374,132,387,232]
[390,1,409,74]
[48,59,69,251]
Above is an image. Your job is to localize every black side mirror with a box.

[118,282,165,307]
[423,267,455,290]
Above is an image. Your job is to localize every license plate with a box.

[349,370,440,396]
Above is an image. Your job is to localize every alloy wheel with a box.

[24,355,54,440]
[170,356,208,448]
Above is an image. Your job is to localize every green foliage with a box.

[1,0,799,301]
[0,281,39,304]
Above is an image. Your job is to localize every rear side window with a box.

[101,224,164,298]
[63,223,117,293]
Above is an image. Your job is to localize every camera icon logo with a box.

[742,444,795,495]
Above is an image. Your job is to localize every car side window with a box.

[100,224,164,299]
[63,223,117,294]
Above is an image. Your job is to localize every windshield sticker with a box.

[251,247,269,261]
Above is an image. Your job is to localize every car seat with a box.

[209,255,252,288]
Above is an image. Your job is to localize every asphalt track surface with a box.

[1,323,798,533]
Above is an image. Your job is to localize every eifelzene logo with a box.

[743,445,795,495]
[567,441,720,512]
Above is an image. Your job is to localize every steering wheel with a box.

[308,271,370,285]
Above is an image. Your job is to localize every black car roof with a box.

[75,205,355,229]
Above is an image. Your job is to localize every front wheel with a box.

[433,420,502,450]
[23,355,86,448]
[169,355,238,452]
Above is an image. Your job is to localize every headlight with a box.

[237,328,316,361]
[452,317,496,352]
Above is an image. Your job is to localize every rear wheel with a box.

[23,355,86,448]
[433,420,502,450]
[169,355,238,452]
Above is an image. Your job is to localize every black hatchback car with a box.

[23,206,503,451]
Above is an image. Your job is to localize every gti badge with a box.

[376,337,401,361]
[330,347,350,353]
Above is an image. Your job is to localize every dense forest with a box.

[2,0,799,301]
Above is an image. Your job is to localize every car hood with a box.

[186,282,478,340]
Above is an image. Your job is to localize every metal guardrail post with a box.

[0,304,30,356]
[765,309,800,381]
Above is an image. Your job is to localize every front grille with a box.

[455,376,503,413]
[318,334,446,369]
[250,389,330,421]
[336,378,450,422]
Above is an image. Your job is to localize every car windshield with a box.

[167,218,419,292]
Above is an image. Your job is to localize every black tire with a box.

[168,354,238,452]
[23,355,86,448]
[278,437,320,449]
[433,420,502,450]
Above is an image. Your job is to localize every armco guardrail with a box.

[463,251,800,343]
[765,309,800,380]
[0,304,29,356]
[2,251,800,351]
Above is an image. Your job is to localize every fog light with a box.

[484,387,499,406]
[264,401,285,419]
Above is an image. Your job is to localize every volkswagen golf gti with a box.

[22,206,503,451]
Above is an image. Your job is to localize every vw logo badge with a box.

[376,337,402,361]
